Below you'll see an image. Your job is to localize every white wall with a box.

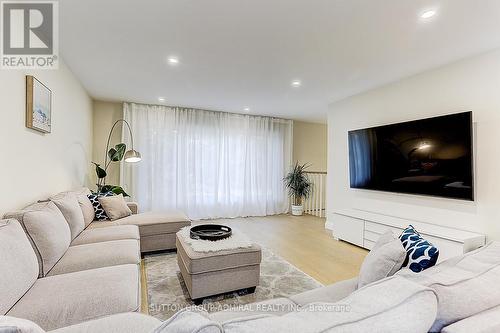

[0,61,93,214]
[328,48,500,241]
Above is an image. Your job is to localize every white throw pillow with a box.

[357,231,406,288]
[98,194,133,221]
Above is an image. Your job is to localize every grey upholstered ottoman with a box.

[176,233,262,303]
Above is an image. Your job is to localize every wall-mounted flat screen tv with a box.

[348,111,473,200]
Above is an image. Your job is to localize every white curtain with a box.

[121,103,292,220]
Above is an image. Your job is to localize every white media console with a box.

[327,209,486,262]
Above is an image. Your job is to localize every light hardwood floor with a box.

[141,214,368,313]
[198,214,368,285]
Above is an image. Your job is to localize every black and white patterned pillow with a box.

[87,192,115,221]
[399,225,439,273]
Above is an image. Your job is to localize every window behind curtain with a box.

[121,103,292,220]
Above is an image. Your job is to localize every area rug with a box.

[144,247,323,320]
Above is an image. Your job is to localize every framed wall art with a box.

[26,75,52,133]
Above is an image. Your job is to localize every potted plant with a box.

[92,119,142,197]
[283,162,313,216]
[92,143,129,196]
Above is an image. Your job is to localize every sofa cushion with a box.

[71,225,139,246]
[116,211,190,235]
[98,194,132,221]
[50,313,161,333]
[88,211,190,236]
[50,193,86,240]
[372,230,396,251]
[441,305,500,333]
[7,264,140,331]
[358,232,406,288]
[42,188,93,228]
[70,188,94,228]
[5,201,71,277]
[154,309,222,333]
[210,298,297,323]
[0,316,45,333]
[48,239,140,276]
[0,220,39,315]
[398,241,500,332]
[399,225,439,272]
[163,277,437,333]
[176,235,261,274]
[289,277,358,306]
[227,277,437,333]
[78,195,95,227]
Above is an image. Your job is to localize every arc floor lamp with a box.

[105,119,142,165]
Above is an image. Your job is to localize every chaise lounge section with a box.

[89,210,191,252]
[68,187,191,252]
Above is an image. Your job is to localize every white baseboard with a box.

[325,220,334,230]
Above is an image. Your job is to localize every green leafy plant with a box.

[283,162,313,205]
[92,143,129,196]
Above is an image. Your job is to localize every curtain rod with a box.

[122,101,293,123]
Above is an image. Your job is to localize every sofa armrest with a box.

[289,277,359,306]
[127,202,138,214]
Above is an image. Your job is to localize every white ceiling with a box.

[60,0,500,123]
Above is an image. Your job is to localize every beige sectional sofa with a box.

[1,187,190,331]
[4,187,500,332]
[6,236,500,333]
[141,240,500,333]
[196,241,500,333]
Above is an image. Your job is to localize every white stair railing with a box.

[303,172,327,218]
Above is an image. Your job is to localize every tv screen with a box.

[348,112,473,200]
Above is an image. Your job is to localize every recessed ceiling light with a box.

[243,107,251,112]
[167,56,179,65]
[158,97,165,102]
[291,80,302,88]
[420,10,437,19]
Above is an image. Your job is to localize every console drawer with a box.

[364,230,380,242]
[363,239,376,251]
[332,213,364,247]
[365,221,402,236]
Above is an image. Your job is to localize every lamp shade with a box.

[124,149,142,163]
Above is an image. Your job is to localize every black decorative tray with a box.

[190,224,232,241]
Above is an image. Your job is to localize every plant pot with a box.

[291,205,304,216]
